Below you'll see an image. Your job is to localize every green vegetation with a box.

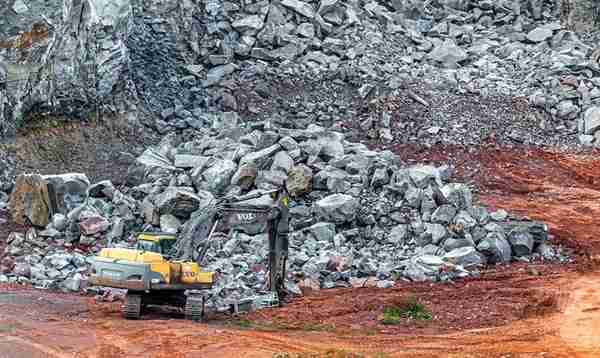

[381,297,432,325]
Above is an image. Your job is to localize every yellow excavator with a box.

[89,189,290,321]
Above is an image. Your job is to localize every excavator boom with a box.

[201,189,290,297]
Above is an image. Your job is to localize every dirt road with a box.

[0,271,599,358]
[3,145,600,357]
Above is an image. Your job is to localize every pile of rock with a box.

[2,0,600,148]
[2,125,565,304]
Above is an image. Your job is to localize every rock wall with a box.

[1,0,599,144]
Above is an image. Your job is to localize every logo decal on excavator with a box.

[237,213,257,222]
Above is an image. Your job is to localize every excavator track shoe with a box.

[185,295,204,322]
[123,293,142,319]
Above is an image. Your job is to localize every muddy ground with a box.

[2,143,600,357]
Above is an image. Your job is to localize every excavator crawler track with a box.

[123,293,142,319]
[185,294,204,322]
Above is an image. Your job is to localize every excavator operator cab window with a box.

[136,239,160,253]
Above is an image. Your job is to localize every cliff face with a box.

[1,0,136,137]
[1,0,600,184]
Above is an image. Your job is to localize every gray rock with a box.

[204,64,237,87]
[279,136,299,151]
[477,232,512,264]
[297,23,315,38]
[200,159,237,194]
[388,224,408,244]
[535,243,556,260]
[428,39,468,65]
[371,168,389,187]
[256,170,287,190]
[583,107,600,135]
[468,206,490,225]
[13,262,31,278]
[51,214,68,232]
[408,165,441,188]
[526,26,553,43]
[156,188,214,218]
[62,273,85,292]
[106,217,124,244]
[431,205,457,224]
[441,184,472,210]
[314,194,358,223]
[443,247,485,268]
[443,237,475,252]
[404,186,422,208]
[425,223,447,245]
[271,151,294,173]
[507,229,535,256]
[160,214,181,234]
[307,222,335,242]
[174,155,210,169]
[498,221,548,244]
[453,210,477,229]
[240,144,281,166]
[232,15,265,32]
[376,280,395,289]
[88,180,116,199]
[403,255,443,282]
[280,0,315,18]
[490,209,508,221]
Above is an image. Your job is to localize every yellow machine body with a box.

[94,248,214,285]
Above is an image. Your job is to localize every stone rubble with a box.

[2,126,569,309]
[0,0,598,149]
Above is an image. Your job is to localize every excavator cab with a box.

[135,232,177,257]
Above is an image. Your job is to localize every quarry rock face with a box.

[0,0,585,302]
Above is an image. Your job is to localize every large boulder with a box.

[507,229,534,256]
[441,183,472,210]
[9,174,51,227]
[583,107,600,135]
[403,255,444,282]
[155,188,214,219]
[477,232,512,264]
[198,159,237,194]
[231,163,258,190]
[427,39,467,66]
[313,194,358,223]
[79,215,110,235]
[240,144,281,166]
[43,173,90,215]
[526,26,553,42]
[286,165,313,197]
[431,204,457,224]
[88,180,116,200]
[443,247,485,268]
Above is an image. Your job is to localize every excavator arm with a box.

[197,189,290,298]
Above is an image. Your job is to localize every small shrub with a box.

[381,297,432,325]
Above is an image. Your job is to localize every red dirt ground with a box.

[2,144,600,357]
